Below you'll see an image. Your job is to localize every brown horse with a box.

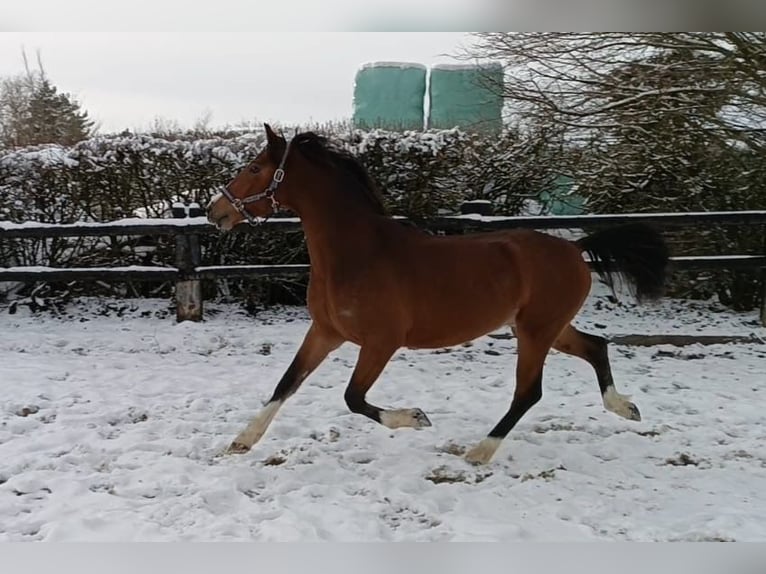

[207,124,669,465]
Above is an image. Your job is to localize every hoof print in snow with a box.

[15,405,40,417]
[617,348,636,359]
[380,501,441,530]
[107,408,148,426]
[263,454,287,466]
[436,442,466,456]
[309,427,341,443]
[663,452,710,468]
[13,487,52,498]
[89,483,116,495]
[520,465,566,482]
[130,412,149,424]
[425,465,492,485]
[532,422,580,434]
[635,429,661,437]
[652,349,706,361]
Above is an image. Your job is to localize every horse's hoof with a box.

[604,388,642,422]
[464,437,501,465]
[380,408,433,429]
[464,449,490,466]
[411,408,432,429]
[226,441,251,454]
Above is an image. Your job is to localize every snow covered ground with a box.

[1,288,765,541]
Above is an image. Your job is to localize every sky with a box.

[0,33,474,134]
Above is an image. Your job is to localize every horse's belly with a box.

[404,302,517,349]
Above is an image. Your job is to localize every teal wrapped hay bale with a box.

[428,63,504,133]
[353,62,427,131]
[539,175,586,216]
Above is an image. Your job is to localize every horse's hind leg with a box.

[465,324,556,465]
[226,323,342,454]
[552,325,641,421]
[344,344,432,430]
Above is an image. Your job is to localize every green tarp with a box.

[352,62,426,131]
[428,63,504,133]
[539,175,586,215]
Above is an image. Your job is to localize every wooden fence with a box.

[2,207,766,324]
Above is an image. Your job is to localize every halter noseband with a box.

[220,135,294,226]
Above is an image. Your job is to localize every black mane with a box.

[293,131,387,215]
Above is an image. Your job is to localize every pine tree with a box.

[25,76,94,146]
[0,51,94,148]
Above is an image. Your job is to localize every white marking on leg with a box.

[465,437,502,465]
[379,408,432,429]
[603,386,641,421]
[229,400,282,452]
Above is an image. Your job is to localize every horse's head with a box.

[207,123,292,230]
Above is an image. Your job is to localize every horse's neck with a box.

[295,196,384,275]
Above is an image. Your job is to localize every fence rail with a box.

[3,255,766,284]
[4,210,766,238]
[2,209,766,324]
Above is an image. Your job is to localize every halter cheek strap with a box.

[220,135,294,226]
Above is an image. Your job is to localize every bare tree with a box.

[467,33,765,150]
[460,33,766,210]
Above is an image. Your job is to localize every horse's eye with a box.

[249,165,261,174]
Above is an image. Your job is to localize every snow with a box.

[0,265,175,274]
[431,63,503,71]
[1,288,765,541]
[359,62,428,71]
[10,209,764,237]
[451,210,766,224]
[0,217,214,232]
[0,216,319,234]
[0,146,79,169]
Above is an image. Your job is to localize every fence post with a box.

[761,279,766,327]
[173,202,203,322]
[761,227,766,327]
[460,200,494,216]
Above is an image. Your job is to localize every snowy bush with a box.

[0,133,262,224]
[341,127,560,217]
[0,127,560,225]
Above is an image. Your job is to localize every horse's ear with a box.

[264,123,284,162]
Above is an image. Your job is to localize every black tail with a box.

[576,223,670,302]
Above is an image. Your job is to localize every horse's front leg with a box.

[343,343,432,430]
[226,323,342,454]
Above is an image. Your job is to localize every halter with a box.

[220,135,294,226]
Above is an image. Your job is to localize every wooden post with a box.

[761,226,766,327]
[173,202,203,322]
[760,280,766,327]
[460,200,494,216]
